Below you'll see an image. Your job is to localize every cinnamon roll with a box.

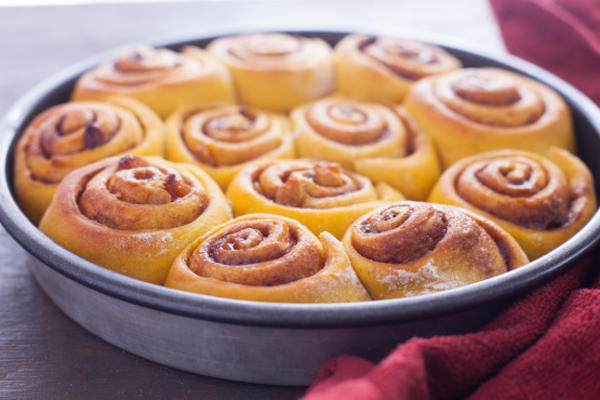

[72,45,236,118]
[207,33,335,111]
[226,159,404,239]
[165,214,371,302]
[166,104,295,189]
[334,34,461,103]
[14,97,164,224]
[292,98,439,199]
[39,155,232,284]
[404,67,575,167]
[429,148,596,259]
[343,201,529,299]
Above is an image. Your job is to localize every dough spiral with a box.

[343,201,528,299]
[404,68,575,167]
[429,148,596,259]
[334,34,461,103]
[165,214,371,302]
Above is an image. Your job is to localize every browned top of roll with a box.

[188,215,324,286]
[340,34,461,80]
[78,155,207,230]
[302,98,408,151]
[180,105,284,167]
[20,102,145,184]
[251,159,372,208]
[351,201,517,274]
[208,33,332,71]
[89,45,202,87]
[452,152,575,229]
[430,68,560,127]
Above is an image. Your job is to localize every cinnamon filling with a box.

[182,106,280,167]
[24,103,143,185]
[40,106,119,158]
[352,203,447,264]
[456,156,571,229]
[95,46,188,87]
[359,36,443,80]
[307,99,387,145]
[436,69,546,127]
[351,202,515,276]
[226,33,302,62]
[78,156,206,230]
[452,74,521,106]
[255,160,366,209]
[188,218,324,286]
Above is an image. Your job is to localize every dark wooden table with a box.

[0,1,501,398]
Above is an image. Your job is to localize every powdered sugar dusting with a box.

[108,231,174,254]
[377,262,461,293]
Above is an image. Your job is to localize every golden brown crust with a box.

[166,104,295,189]
[292,98,440,200]
[226,159,403,239]
[428,148,597,259]
[72,45,236,117]
[207,33,335,111]
[343,201,528,299]
[292,97,408,170]
[14,97,164,224]
[165,214,371,302]
[403,67,575,167]
[39,155,232,284]
[334,34,461,103]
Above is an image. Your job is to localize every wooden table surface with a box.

[0,1,502,398]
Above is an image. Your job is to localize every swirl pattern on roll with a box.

[79,155,207,230]
[188,216,322,286]
[334,34,461,103]
[183,105,282,166]
[343,201,528,299]
[165,214,371,302]
[226,159,403,239]
[429,148,597,259]
[292,97,408,170]
[253,160,374,208]
[72,45,235,117]
[93,46,195,87]
[354,35,460,80]
[404,67,575,167]
[14,97,164,223]
[166,104,294,189]
[455,155,568,229]
[213,33,318,69]
[207,33,335,111]
[39,155,232,284]
[24,103,147,183]
[435,68,546,127]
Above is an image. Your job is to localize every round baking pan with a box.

[1,31,600,386]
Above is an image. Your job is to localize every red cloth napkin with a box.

[304,1,600,398]
[490,0,600,104]
[305,259,600,399]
